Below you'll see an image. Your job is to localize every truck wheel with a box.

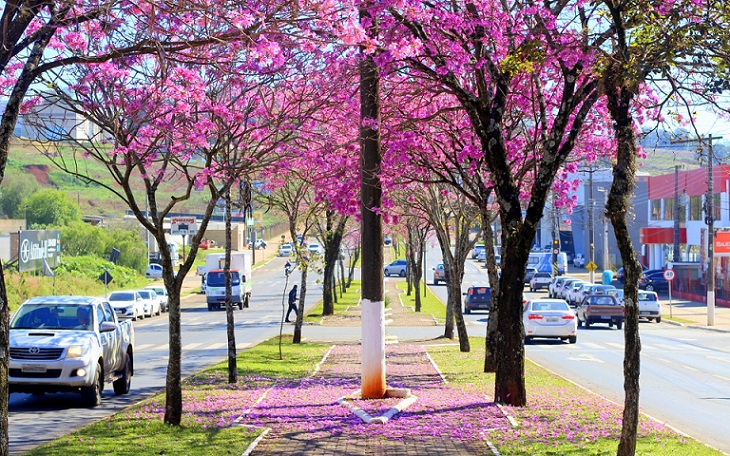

[207,304,213,311]
[616,321,623,330]
[113,355,132,395]
[81,363,103,407]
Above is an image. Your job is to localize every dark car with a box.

[463,286,492,314]
[638,271,670,292]
[616,266,651,283]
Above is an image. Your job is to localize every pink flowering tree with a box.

[0,0,305,446]
[23,44,314,424]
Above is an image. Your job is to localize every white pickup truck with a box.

[9,296,135,406]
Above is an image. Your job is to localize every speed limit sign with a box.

[663,269,675,281]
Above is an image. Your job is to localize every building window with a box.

[690,196,702,221]
[663,198,674,220]
[651,200,661,220]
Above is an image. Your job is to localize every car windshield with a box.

[109,292,135,301]
[10,304,92,330]
[638,293,657,301]
[139,291,154,299]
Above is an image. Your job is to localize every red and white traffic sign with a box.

[663,269,675,281]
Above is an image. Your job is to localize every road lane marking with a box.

[707,356,730,363]
[683,365,698,372]
[236,342,251,350]
[606,342,624,350]
[567,354,605,363]
[135,344,155,351]
[207,343,226,349]
[183,343,202,350]
[713,374,730,381]
[582,342,603,349]
[654,344,682,351]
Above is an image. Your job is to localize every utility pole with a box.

[552,194,559,276]
[588,169,595,283]
[673,134,722,326]
[673,165,681,262]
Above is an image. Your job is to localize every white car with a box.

[549,276,574,299]
[137,289,160,317]
[307,243,322,254]
[523,298,577,344]
[144,285,168,313]
[566,281,589,306]
[279,243,293,257]
[472,245,486,259]
[145,263,163,279]
[638,290,662,323]
[108,290,144,321]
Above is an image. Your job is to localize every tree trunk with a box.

[493,234,529,406]
[293,268,308,344]
[322,214,346,316]
[225,194,237,384]
[359,4,386,400]
[164,275,183,424]
[481,212,500,372]
[0,262,10,456]
[604,60,643,456]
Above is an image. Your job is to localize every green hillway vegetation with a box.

[22,280,722,456]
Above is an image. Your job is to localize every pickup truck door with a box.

[99,303,122,375]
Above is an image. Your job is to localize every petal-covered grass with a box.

[428,339,723,455]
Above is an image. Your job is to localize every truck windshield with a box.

[10,304,92,330]
[207,271,241,287]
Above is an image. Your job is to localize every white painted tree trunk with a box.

[361,298,386,398]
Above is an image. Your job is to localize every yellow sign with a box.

[586,261,598,272]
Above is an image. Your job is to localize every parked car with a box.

[472,244,486,260]
[566,280,589,306]
[638,290,662,323]
[549,276,574,299]
[639,270,670,292]
[463,286,492,314]
[307,243,322,254]
[108,290,145,321]
[384,236,393,246]
[384,259,408,277]
[137,289,160,317]
[522,298,577,344]
[249,239,267,249]
[433,263,449,285]
[9,296,135,406]
[558,278,579,300]
[576,294,625,329]
[529,272,553,292]
[616,265,651,283]
[524,267,539,284]
[279,243,293,257]
[606,288,624,304]
[573,254,586,268]
[143,285,168,313]
[145,263,163,279]
[575,283,617,306]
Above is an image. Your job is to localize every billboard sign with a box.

[714,230,730,257]
[171,217,197,236]
[18,230,61,273]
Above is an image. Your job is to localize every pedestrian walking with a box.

[286,284,298,322]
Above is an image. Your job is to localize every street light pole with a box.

[588,171,595,283]
[673,165,682,262]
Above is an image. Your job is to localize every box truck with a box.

[204,252,252,311]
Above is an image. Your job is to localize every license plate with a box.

[546,317,559,322]
[21,364,47,373]
[601,315,611,319]
[639,311,650,315]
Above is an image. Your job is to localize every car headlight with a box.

[67,345,88,359]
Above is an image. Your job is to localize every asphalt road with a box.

[7,256,322,455]
[428,251,730,454]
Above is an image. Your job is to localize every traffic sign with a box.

[552,248,560,255]
[663,269,675,281]
[586,261,598,272]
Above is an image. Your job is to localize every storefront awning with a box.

[640,227,687,245]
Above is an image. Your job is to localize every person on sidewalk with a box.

[286,285,298,322]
